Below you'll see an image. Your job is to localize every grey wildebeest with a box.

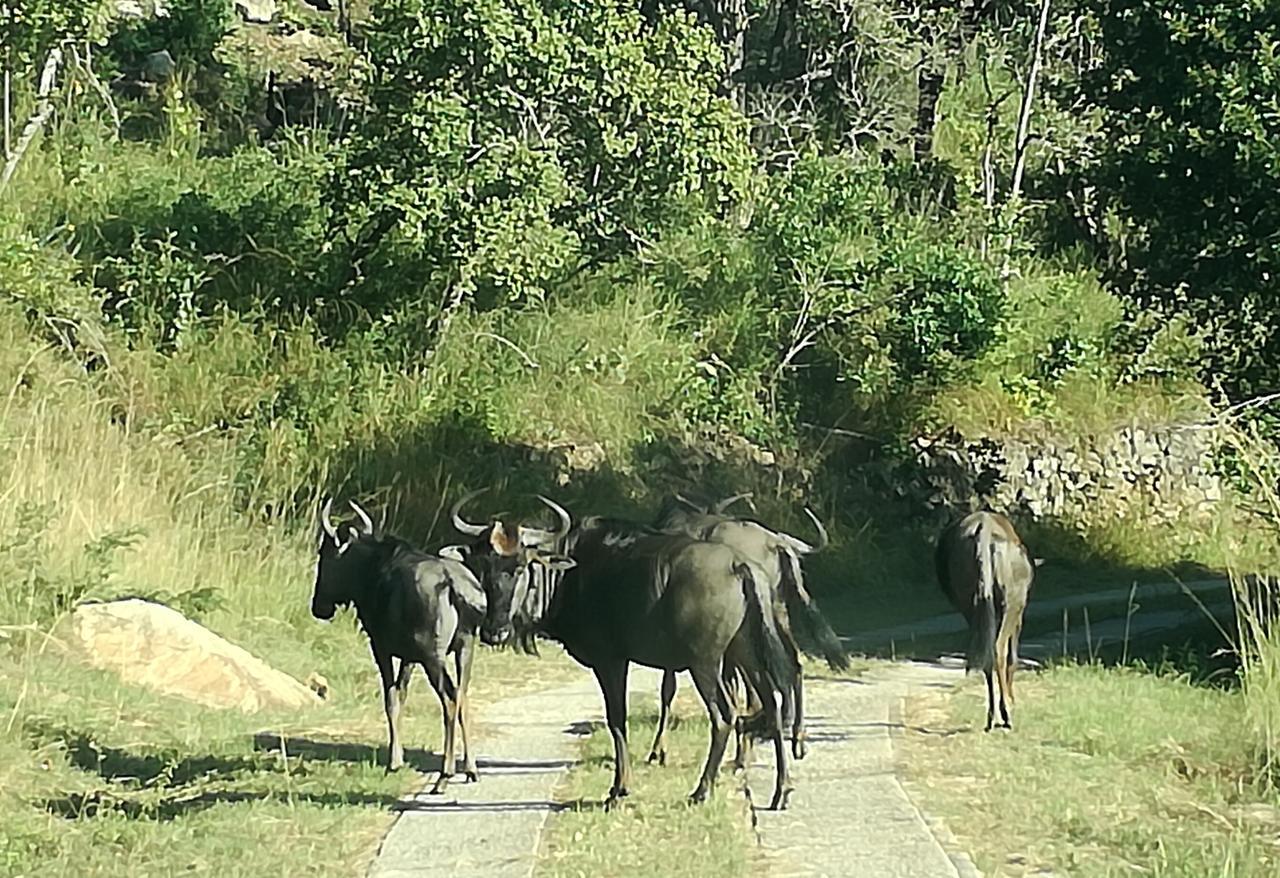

[311,499,489,792]
[935,510,1039,731]
[495,497,800,811]
[445,488,571,645]
[647,493,849,765]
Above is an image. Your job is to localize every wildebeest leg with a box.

[788,661,806,760]
[454,635,479,782]
[593,661,631,809]
[730,666,758,772]
[994,617,1015,730]
[376,649,406,771]
[745,666,792,810]
[1006,615,1024,707]
[422,658,460,794]
[647,669,676,766]
[690,665,735,804]
[396,657,412,705]
[983,667,997,733]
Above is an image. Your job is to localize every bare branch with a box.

[69,43,119,140]
[1009,0,1053,205]
[0,44,63,193]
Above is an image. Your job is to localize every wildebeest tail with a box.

[737,561,798,691]
[778,548,849,671]
[968,522,1000,674]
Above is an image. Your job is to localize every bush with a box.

[327,0,753,319]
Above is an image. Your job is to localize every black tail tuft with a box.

[967,592,997,674]
[778,550,850,672]
[738,562,799,692]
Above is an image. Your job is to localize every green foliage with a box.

[105,0,233,70]
[329,0,752,315]
[0,0,100,71]
[1068,0,1280,395]
[0,501,144,623]
[651,157,1006,435]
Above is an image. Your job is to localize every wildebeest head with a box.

[450,490,572,646]
[311,497,375,620]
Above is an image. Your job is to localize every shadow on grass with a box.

[250,734,573,775]
[27,723,269,785]
[43,788,401,822]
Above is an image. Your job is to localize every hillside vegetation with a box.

[4,1,1280,875]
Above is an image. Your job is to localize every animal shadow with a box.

[251,733,444,773]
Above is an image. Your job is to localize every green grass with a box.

[0,620,577,877]
[537,686,760,878]
[900,663,1280,877]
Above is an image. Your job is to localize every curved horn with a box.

[673,492,706,512]
[451,488,489,536]
[320,497,337,540]
[537,495,572,541]
[349,500,374,535]
[803,507,829,552]
[713,492,755,515]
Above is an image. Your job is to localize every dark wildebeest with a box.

[935,510,1039,731]
[498,497,800,811]
[647,492,849,764]
[311,499,489,792]
[445,488,571,644]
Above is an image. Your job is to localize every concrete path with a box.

[367,666,665,878]
[368,659,980,878]
[744,661,980,878]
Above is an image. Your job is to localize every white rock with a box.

[68,599,321,713]
[235,0,277,24]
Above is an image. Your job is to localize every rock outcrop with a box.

[876,424,1224,528]
[68,599,322,713]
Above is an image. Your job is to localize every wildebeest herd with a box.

[312,491,1037,810]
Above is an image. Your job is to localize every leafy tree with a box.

[328,0,753,317]
[1067,0,1280,395]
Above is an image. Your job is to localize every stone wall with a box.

[877,424,1224,527]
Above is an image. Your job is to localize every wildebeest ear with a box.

[532,552,576,572]
[439,544,468,562]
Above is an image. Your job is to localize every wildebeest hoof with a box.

[429,774,451,794]
[792,739,808,760]
[769,787,793,811]
[603,788,629,812]
[688,787,710,805]
[729,759,746,774]
[646,749,667,766]
[465,769,480,783]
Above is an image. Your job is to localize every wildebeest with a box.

[935,510,1039,731]
[311,499,488,792]
[647,492,849,764]
[446,488,571,646]
[499,497,800,811]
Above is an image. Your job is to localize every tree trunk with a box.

[913,55,945,163]
[0,45,62,192]
[1009,0,1053,204]
[721,0,748,112]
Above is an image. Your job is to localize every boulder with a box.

[235,0,278,24]
[141,50,176,83]
[68,599,321,712]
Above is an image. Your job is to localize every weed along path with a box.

[744,662,979,878]
[367,661,979,878]
[367,666,667,878]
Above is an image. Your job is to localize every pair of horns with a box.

[451,489,572,542]
[320,497,373,540]
[686,491,828,552]
[672,491,756,515]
